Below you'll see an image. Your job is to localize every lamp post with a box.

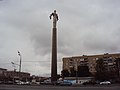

[76,60,78,83]
[18,51,21,84]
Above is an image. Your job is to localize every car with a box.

[100,81,111,85]
[0,81,4,84]
[83,81,96,85]
[16,81,24,85]
[40,81,53,85]
[59,81,72,86]
[5,81,13,84]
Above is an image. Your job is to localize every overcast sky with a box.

[0,0,120,76]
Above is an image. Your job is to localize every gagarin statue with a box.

[50,10,58,28]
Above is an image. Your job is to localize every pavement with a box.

[0,84,120,90]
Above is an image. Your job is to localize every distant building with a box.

[0,68,7,81]
[0,68,30,82]
[62,53,120,75]
[7,71,30,81]
[0,68,7,76]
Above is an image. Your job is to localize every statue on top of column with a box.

[50,10,58,28]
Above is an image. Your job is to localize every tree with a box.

[61,69,70,78]
[77,66,90,77]
[69,67,76,77]
[115,58,120,79]
[95,58,109,81]
[57,74,61,79]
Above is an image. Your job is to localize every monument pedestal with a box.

[51,28,57,82]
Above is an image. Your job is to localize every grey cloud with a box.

[1,0,120,75]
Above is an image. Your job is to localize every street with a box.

[0,85,120,90]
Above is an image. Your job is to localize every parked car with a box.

[16,81,24,85]
[5,81,13,84]
[24,81,30,85]
[59,81,72,86]
[40,81,53,85]
[100,81,111,85]
[0,81,4,84]
[83,81,96,85]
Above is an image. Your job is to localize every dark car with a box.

[59,81,72,86]
[40,81,53,85]
[83,81,96,85]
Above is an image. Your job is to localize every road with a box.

[0,85,120,90]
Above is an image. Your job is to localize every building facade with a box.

[0,68,7,81]
[0,68,30,82]
[7,71,30,80]
[62,53,120,75]
[0,68,7,76]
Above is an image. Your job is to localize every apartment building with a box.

[62,53,120,75]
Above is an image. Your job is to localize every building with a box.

[0,68,30,82]
[7,71,30,81]
[0,68,7,76]
[62,53,120,75]
[0,68,7,81]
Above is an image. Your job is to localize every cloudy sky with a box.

[0,0,120,76]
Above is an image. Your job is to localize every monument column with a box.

[50,10,58,82]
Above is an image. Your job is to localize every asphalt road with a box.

[0,85,120,90]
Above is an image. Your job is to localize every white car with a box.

[100,81,111,85]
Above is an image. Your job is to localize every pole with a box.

[116,58,120,80]
[76,60,78,83]
[51,27,57,83]
[18,51,21,84]
[11,62,15,84]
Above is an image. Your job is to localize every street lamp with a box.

[11,62,16,72]
[76,60,78,83]
[11,62,20,65]
[18,51,22,83]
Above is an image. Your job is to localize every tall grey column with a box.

[50,10,58,82]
